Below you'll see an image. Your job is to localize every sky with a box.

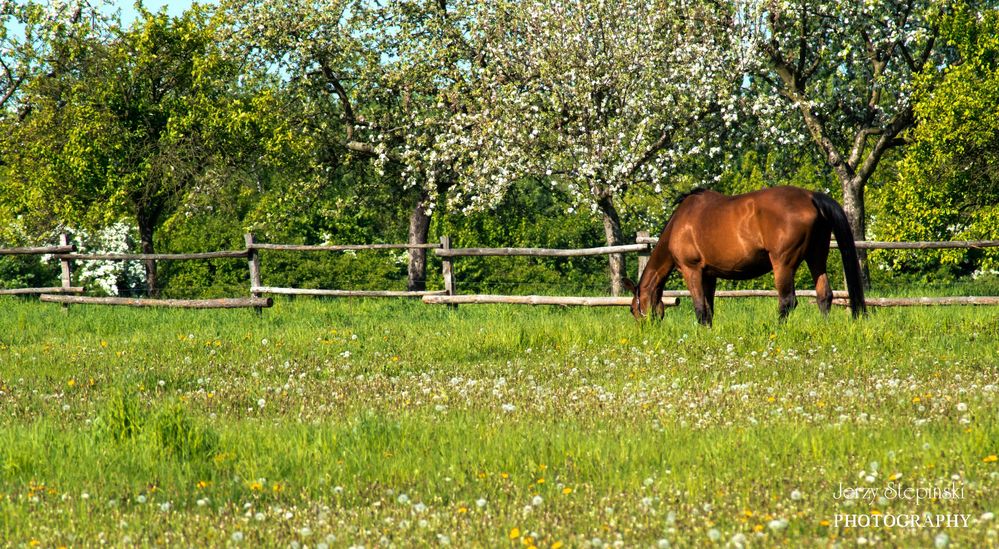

[112,0,210,24]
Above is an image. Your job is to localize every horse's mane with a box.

[673,187,710,206]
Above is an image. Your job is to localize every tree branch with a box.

[856,105,913,182]
[318,59,358,141]
[796,0,808,83]
[626,129,673,180]
[847,127,883,170]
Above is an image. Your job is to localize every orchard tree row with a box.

[1,0,997,296]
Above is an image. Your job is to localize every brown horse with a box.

[624,186,866,325]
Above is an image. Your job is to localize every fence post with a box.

[59,232,73,311]
[636,230,650,283]
[440,235,456,309]
[245,233,263,315]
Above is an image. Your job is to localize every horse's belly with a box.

[703,250,772,279]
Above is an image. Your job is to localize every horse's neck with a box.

[640,224,674,290]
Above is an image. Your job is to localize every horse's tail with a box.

[811,192,867,318]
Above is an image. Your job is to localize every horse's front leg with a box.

[681,267,713,326]
[772,261,798,321]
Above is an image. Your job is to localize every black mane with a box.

[673,187,709,206]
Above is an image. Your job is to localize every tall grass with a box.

[0,296,996,546]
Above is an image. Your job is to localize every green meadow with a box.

[0,296,997,547]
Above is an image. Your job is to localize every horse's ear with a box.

[622,278,638,295]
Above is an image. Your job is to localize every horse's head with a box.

[623,278,664,321]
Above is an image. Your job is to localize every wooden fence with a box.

[0,234,83,296]
[423,233,999,308]
[2,232,998,309]
[243,233,446,300]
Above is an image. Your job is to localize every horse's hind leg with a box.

[771,261,798,321]
[704,275,717,320]
[806,257,833,315]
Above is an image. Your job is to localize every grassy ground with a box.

[0,296,997,547]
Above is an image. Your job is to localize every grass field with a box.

[0,295,997,547]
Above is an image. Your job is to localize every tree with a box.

[0,1,104,117]
[874,4,999,273]
[739,0,956,282]
[449,0,742,295]
[1,6,252,294]
[219,0,484,291]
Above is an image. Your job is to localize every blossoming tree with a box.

[220,0,484,291]
[448,0,744,295]
[738,0,955,281]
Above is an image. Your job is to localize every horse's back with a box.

[668,186,824,277]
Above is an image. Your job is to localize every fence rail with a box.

[636,235,999,250]
[0,245,75,256]
[55,251,249,261]
[0,286,84,295]
[423,295,681,307]
[40,295,272,309]
[252,286,445,298]
[435,244,648,257]
[248,243,441,252]
[2,232,997,310]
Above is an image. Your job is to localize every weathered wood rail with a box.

[636,234,999,250]
[55,251,248,261]
[252,286,446,298]
[40,295,273,309]
[422,294,681,307]
[0,245,75,255]
[434,244,648,257]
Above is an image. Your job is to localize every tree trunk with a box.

[595,193,626,297]
[407,189,433,291]
[840,175,871,288]
[138,217,158,297]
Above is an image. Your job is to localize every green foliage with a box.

[156,214,250,299]
[93,389,143,443]
[2,0,997,296]
[0,256,59,290]
[94,389,219,461]
[873,5,999,275]
[0,3,278,302]
[436,180,613,294]
[149,400,220,461]
[717,149,837,197]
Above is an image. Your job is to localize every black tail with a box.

[812,193,867,318]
